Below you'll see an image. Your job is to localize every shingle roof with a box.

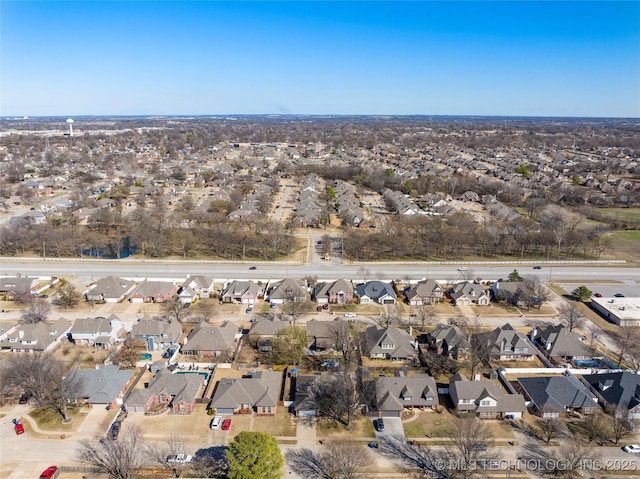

[210,370,282,409]
[583,371,640,412]
[376,374,439,412]
[518,375,599,413]
[355,281,396,301]
[366,326,417,359]
[181,322,237,354]
[74,365,135,404]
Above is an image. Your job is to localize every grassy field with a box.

[316,414,376,439]
[608,230,640,263]
[595,207,640,223]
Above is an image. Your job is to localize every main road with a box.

[0,257,638,284]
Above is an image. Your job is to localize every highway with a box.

[0,258,638,284]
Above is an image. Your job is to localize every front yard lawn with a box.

[316,414,375,439]
[253,408,296,437]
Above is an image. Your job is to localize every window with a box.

[426,396,434,401]
[381,343,394,349]
[480,400,491,406]
[461,398,473,404]
[403,396,412,401]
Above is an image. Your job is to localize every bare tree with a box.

[329,320,358,371]
[56,282,82,309]
[538,437,600,478]
[612,325,640,367]
[145,434,193,477]
[378,434,450,478]
[193,300,216,323]
[522,275,547,309]
[304,373,361,427]
[537,416,564,444]
[413,302,436,331]
[76,424,146,479]
[445,415,492,479]
[559,303,586,332]
[375,304,400,328]
[606,405,633,445]
[20,296,51,323]
[161,297,192,323]
[112,338,146,367]
[460,318,488,380]
[1,352,84,421]
[580,411,607,443]
[282,291,309,326]
[285,443,369,479]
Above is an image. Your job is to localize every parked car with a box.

[615,293,625,298]
[39,466,59,479]
[623,444,640,454]
[270,303,277,309]
[317,306,323,312]
[210,415,222,430]
[374,418,385,432]
[594,293,603,298]
[19,392,32,404]
[108,420,121,441]
[167,454,193,463]
[322,304,329,310]
[344,312,356,318]
[221,418,232,431]
[246,306,253,313]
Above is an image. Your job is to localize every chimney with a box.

[18,330,24,339]
[530,328,537,341]
[474,373,481,381]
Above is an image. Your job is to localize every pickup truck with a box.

[167,454,193,464]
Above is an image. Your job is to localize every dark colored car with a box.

[374,419,385,431]
[249,266,257,270]
[19,392,32,404]
[108,420,121,440]
[615,293,625,298]
[533,266,542,270]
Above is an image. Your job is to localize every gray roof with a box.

[405,280,442,301]
[0,317,72,352]
[365,326,417,360]
[479,323,532,357]
[86,276,135,299]
[518,375,599,413]
[533,325,593,358]
[376,374,439,412]
[582,371,640,412]
[74,365,135,404]
[221,280,260,299]
[429,325,469,350]
[126,368,203,407]
[314,279,354,299]
[130,281,177,298]
[181,322,237,354]
[0,276,39,295]
[269,278,307,301]
[130,317,182,341]
[449,377,526,414]
[355,281,396,301]
[449,282,489,302]
[248,319,291,337]
[70,315,120,335]
[183,275,213,290]
[210,370,282,409]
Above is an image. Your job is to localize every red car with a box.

[594,293,603,298]
[39,466,59,479]
[221,418,232,431]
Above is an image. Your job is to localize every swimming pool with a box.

[139,353,152,360]
[575,358,617,369]
[175,371,210,381]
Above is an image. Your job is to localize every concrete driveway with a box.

[373,416,405,439]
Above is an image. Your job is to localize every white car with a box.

[167,454,193,463]
[344,312,356,318]
[623,445,640,454]
[457,267,468,271]
[210,415,222,430]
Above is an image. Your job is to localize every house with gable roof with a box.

[248,319,292,352]
[365,326,418,361]
[180,322,239,358]
[267,278,307,304]
[209,370,283,415]
[355,281,397,305]
[180,275,214,301]
[426,324,469,359]
[405,279,444,305]
[449,281,490,306]
[517,374,600,418]
[477,323,534,361]
[125,368,204,414]
[130,316,182,351]
[375,374,439,417]
[69,314,124,348]
[582,371,640,419]
[84,276,137,303]
[449,372,526,418]
[0,276,40,301]
[129,281,177,303]
[530,325,594,363]
[314,279,354,304]
[0,317,72,353]
[221,280,261,304]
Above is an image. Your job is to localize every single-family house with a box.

[365,326,418,361]
[477,323,534,361]
[248,319,291,352]
[491,281,527,306]
[355,281,397,305]
[449,372,526,418]
[180,322,239,358]
[220,280,261,304]
[306,319,349,351]
[530,325,593,363]
[0,317,72,353]
[72,365,136,409]
[0,276,40,301]
[375,374,439,417]
[426,325,469,359]
[69,315,125,348]
[314,279,354,304]
[293,374,320,417]
[405,280,444,305]
[125,368,204,414]
[267,278,307,304]
[84,276,137,303]
[180,275,214,301]
[517,374,600,418]
[582,372,640,419]
[209,370,283,416]
[129,281,177,303]
[129,317,182,351]
[449,282,490,306]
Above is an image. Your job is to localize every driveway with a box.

[373,416,405,440]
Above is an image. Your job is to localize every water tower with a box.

[66,118,74,136]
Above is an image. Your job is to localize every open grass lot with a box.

[252,407,296,437]
[53,343,112,369]
[608,230,640,263]
[596,207,640,223]
[316,413,376,439]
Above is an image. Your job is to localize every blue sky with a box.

[2,1,639,117]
